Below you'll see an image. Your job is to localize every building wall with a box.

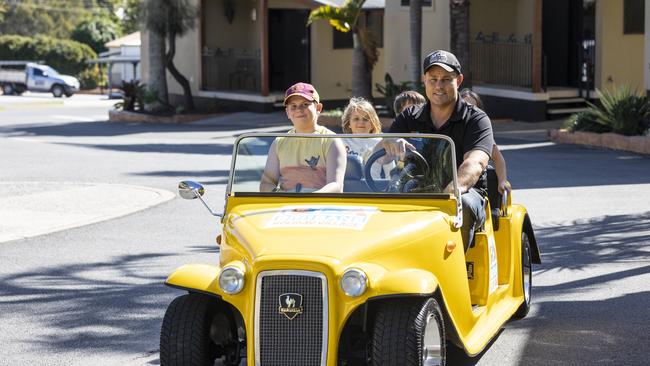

[383,0,449,85]
[596,0,644,92]
[309,18,386,101]
[470,0,532,43]
[142,0,385,103]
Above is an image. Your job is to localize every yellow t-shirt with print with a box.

[274,126,335,191]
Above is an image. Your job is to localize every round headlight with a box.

[219,266,244,294]
[340,268,368,297]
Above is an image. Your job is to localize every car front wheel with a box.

[160,293,240,366]
[371,298,446,366]
[513,231,533,319]
[51,85,64,98]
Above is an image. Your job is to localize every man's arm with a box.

[316,139,346,193]
[260,140,280,192]
[456,149,490,193]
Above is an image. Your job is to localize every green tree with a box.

[72,16,122,54]
[120,0,141,34]
[0,0,91,38]
[308,0,379,99]
[142,0,198,112]
[0,1,7,24]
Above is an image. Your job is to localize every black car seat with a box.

[343,155,368,192]
[486,166,502,231]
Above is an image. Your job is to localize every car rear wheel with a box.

[51,85,64,98]
[513,231,533,319]
[3,84,15,95]
[160,293,240,366]
[371,298,446,366]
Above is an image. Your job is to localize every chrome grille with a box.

[255,270,328,366]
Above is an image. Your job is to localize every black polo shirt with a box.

[389,97,494,191]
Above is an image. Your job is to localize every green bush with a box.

[0,35,97,77]
[375,73,420,117]
[566,87,650,136]
[77,65,107,90]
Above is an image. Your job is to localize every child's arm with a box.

[317,139,346,193]
[492,144,508,193]
[260,140,281,192]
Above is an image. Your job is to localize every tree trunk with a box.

[450,0,471,87]
[165,29,196,112]
[146,29,170,113]
[351,31,372,99]
[410,0,422,84]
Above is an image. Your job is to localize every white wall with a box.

[384,0,450,85]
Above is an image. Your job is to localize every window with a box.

[624,0,644,34]
[401,0,433,6]
[333,10,384,49]
[32,68,44,77]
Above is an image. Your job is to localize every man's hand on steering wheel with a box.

[379,138,416,160]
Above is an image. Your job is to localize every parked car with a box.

[0,61,80,97]
[160,133,541,366]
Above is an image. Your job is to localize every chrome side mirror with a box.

[179,180,204,199]
[178,180,223,218]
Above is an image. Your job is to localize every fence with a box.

[470,41,532,88]
[201,47,261,92]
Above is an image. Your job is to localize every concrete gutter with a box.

[0,182,175,243]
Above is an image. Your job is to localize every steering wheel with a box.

[364,148,430,192]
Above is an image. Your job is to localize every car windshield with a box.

[40,66,59,76]
[229,134,458,196]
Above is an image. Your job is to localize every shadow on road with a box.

[535,211,650,271]
[507,212,650,365]
[0,252,179,354]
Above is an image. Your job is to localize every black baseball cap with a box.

[423,50,461,74]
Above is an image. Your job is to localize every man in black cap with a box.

[383,50,494,251]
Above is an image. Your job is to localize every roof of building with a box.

[105,32,141,48]
[313,0,384,9]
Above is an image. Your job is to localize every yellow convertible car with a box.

[160,134,540,366]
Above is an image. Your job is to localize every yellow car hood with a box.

[223,203,453,262]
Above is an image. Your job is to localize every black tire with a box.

[371,298,446,366]
[160,293,222,366]
[513,231,533,319]
[2,83,15,95]
[51,85,64,98]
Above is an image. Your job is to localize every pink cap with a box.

[284,82,320,104]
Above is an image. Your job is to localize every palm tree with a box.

[308,0,379,99]
[450,0,471,86]
[409,0,422,84]
[142,0,198,112]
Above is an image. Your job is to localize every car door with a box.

[26,67,47,91]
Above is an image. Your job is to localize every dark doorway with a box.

[268,9,311,92]
[542,0,585,87]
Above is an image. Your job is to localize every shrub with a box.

[118,79,145,112]
[375,73,420,117]
[566,87,650,136]
[77,65,107,90]
[0,35,97,77]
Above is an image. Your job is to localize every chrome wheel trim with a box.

[422,313,443,366]
[522,234,532,304]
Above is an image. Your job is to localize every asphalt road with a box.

[1,95,649,365]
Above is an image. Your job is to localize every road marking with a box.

[0,182,175,243]
[498,142,555,151]
[52,115,96,122]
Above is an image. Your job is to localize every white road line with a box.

[52,115,96,122]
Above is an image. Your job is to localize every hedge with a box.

[0,35,97,77]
